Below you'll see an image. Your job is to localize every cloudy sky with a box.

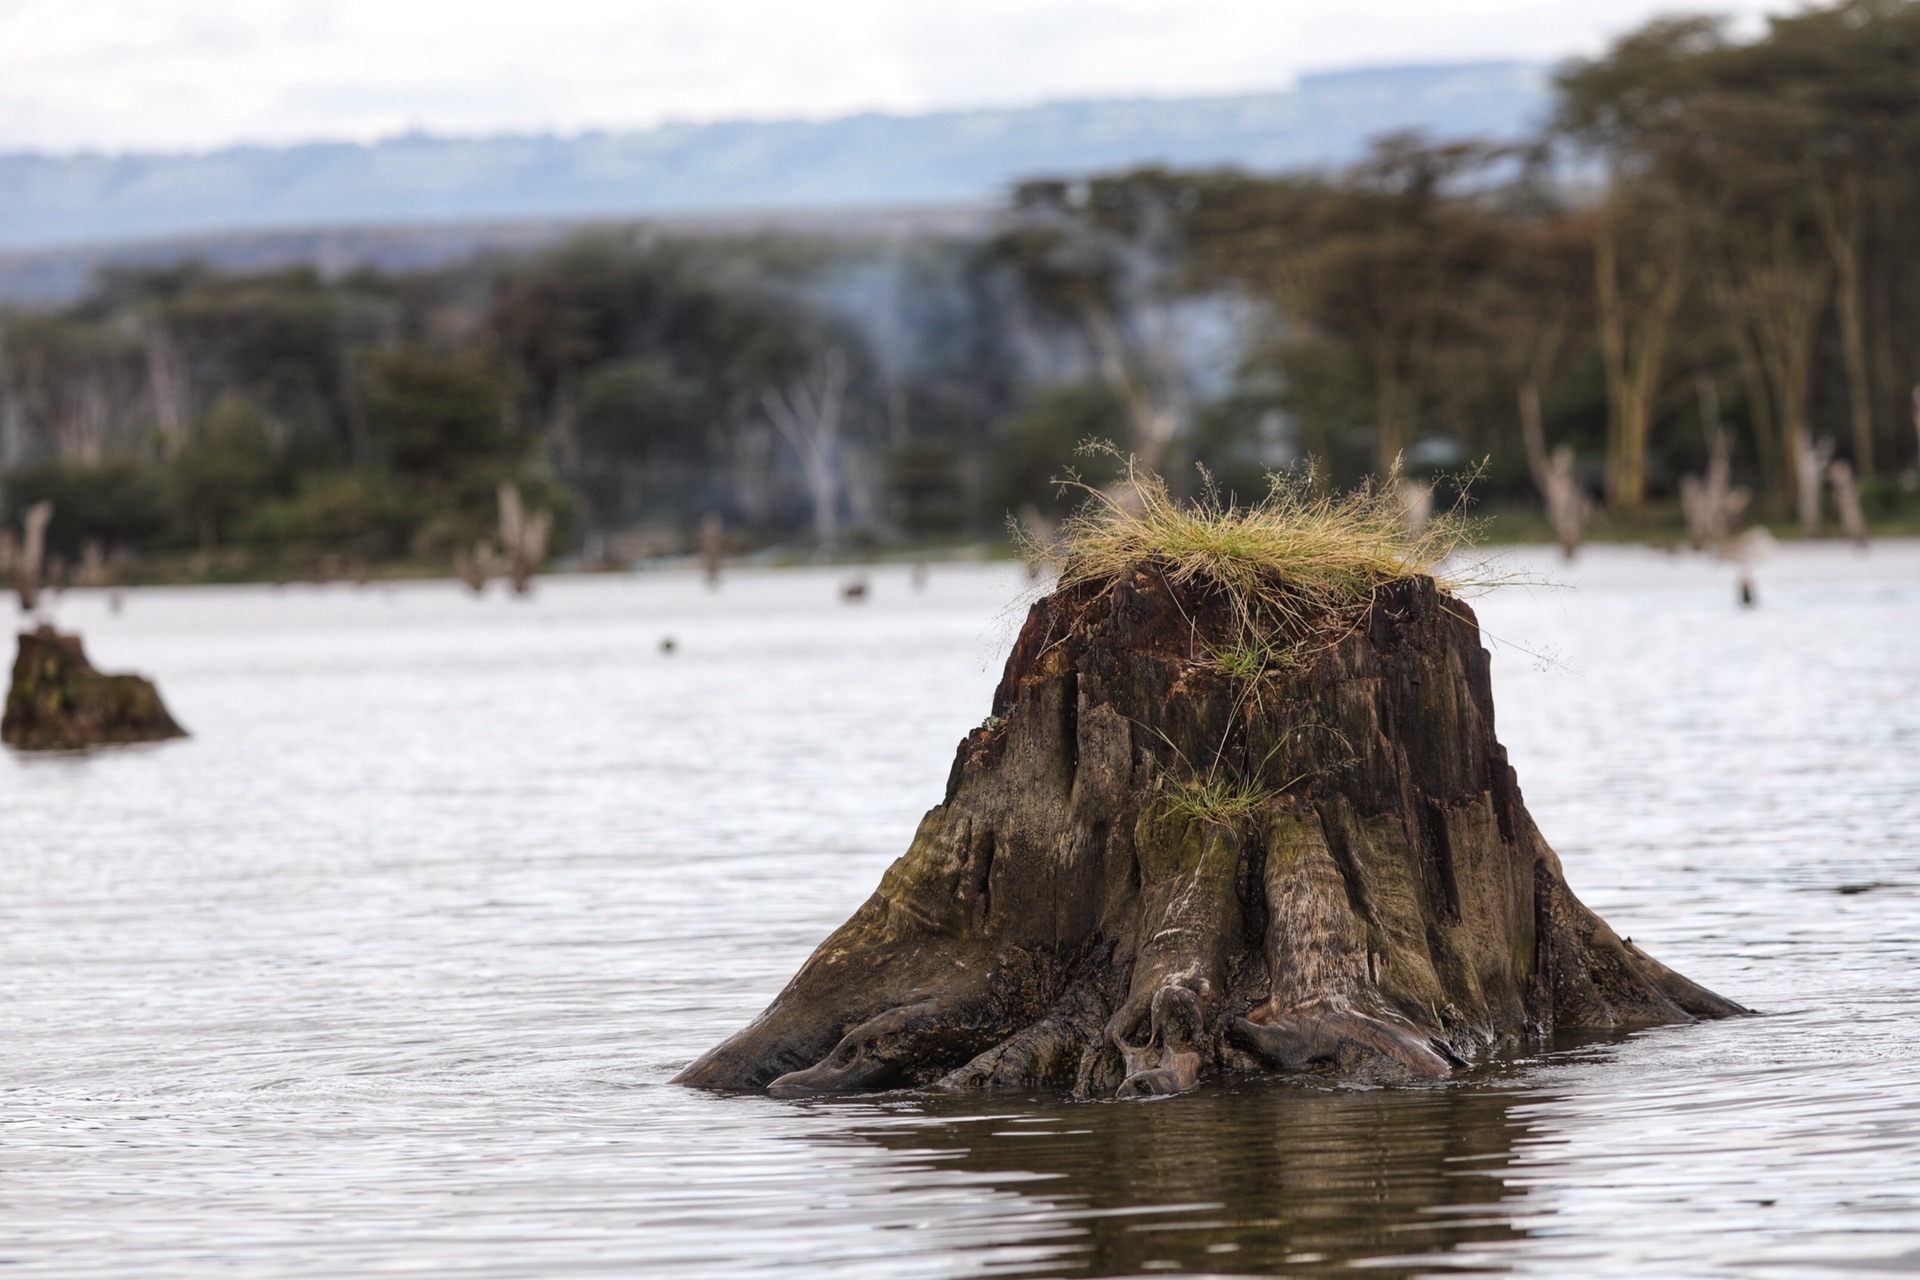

[0,0,1781,155]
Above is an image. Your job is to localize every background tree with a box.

[170,392,282,551]
[994,175,1204,475]
[1189,137,1512,478]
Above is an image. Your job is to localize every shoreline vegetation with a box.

[5,1,1920,587]
[14,505,1913,592]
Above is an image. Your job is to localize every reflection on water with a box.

[1,544,1918,1276]
[837,1073,1543,1277]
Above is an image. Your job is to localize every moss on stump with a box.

[676,561,1745,1098]
[3,626,187,750]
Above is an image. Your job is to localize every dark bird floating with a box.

[676,472,1744,1098]
[3,626,186,749]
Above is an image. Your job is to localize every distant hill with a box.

[0,62,1548,302]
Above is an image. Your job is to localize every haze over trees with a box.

[0,1,1916,578]
[0,65,1546,253]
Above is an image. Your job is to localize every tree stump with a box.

[3,626,187,749]
[676,564,1744,1097]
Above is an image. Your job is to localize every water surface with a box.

[3,544,1917,1276]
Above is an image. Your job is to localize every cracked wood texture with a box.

[675,564,1744,1098]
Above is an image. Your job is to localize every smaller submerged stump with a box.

[3,626,186,749]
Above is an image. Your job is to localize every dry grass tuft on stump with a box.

[1020,457,1493,674]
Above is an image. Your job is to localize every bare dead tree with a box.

[1519,382,1591,559]
[1396,477,1433,533]
[1716,525,1774,608]
[497,482,552,595]
[699,514,726,589]
[762,349,849,552]
[76,541,111,588]
[1794,436,1835,537]
[1826,458,1868,548]
[454,540,496,594]
[1080,297,1191,476]
[1679,377,1751,552]
[142,320,190,456]
[1013,503,1061,582]
[1005,186,1197,475]
[1,500,54,611]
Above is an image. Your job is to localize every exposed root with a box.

[1230,808,1455,1081]
[767,999,1006,1097]
[935,1010,1094,1091]
[1114,983,1208,1098]
[1233,1002,1452,1081]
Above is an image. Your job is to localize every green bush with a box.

[236,471,422,557]
[989,383,1126,519]
[169,392,284,549]
[363,348,520,485]
[887,441,966,536]
[575,358,709,462]
[2,460,169,557]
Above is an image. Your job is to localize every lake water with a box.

[3,543,1918,1278]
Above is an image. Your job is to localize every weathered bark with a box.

[677,566,1744,1097]
[3,626,186,749]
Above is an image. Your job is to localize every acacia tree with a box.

[1753,0,1920,478]
[994,175,1199,475]
[1560,1,1920,505]
[1589,194,1686,507]
[1188,137,1510,478]
[1451,202,1596,545]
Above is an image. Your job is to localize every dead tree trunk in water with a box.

[1827,460,1868,548]
[1796,437,1835,537]
[677,566,1745,1098]
[1519,383,1589,559]
[497,483,551,595]
[1680,378,1751,553]
[1,500,53,611]
[762,350,848,552]
[699,515,726,589]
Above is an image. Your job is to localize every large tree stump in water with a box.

[676,564,1744,1097]
[3,626,186,749]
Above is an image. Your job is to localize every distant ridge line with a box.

[0,62,1549,303]
[0,206,998,305]
[0,63,1546,245]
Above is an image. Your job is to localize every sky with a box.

[0,0,1783,155]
